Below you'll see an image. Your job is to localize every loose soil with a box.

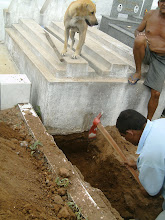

[0,106,77,220]
[54,127,163,220]
[0,106,163,220]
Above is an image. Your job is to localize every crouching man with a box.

[116,109,165,220]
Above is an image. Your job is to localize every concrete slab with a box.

[48,22,133,78]
[0,74,31,110]
[87,23,148,74]
[4,19,165,135]
[12,19,95,79]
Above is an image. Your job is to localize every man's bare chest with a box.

[146,18,165,37]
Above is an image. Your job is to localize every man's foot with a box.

[128,73,141,85]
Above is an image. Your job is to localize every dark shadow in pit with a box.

[54,131,163,220]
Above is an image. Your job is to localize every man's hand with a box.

[124,159,137,170]
[135,31,149,44]
[137,32,146,37]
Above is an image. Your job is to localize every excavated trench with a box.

[54,127,163,220]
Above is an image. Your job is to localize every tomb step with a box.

[19,19,96,78]
[13,19,96,78]
[85,25,135,71]
[97,16,148,73]
[45,25,109,77]
[47,22,132,78]
[50,21,131,77]
[12,23,66,77]
[108,23,134,48]
[5,28,56,82]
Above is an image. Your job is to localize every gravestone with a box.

[99,0,154,47]
[110,0,143,19]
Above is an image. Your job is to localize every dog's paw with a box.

[61,50,67,56]
[72,53,79,59]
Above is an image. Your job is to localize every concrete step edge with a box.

[51,22,130,66]
[12,23,66,75]
[5,28,56,82]
[86,27,135,70]
[14,20,96,77]
[46,26,110,74]
[48,24,132,77]
[50,23,112,68]
[87,26,135,60]
[44,26,96,75]
[19,19,63,60]
[109,23,135,38]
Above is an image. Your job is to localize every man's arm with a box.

[138,165,164,196]
[134,10,153,37]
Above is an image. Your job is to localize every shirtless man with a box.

[128,0,165,120]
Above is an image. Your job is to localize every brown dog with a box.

[61,0,98,59]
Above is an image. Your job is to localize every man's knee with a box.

[134,35,146,48]
[151,89,160,100]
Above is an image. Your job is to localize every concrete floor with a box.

[0,43,19,74]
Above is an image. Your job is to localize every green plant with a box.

[35,106,41,118]
[55,177,70,188]
[68,201,88,220]
[30,140,43,155]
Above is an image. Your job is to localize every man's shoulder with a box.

[153,118,165,127]
[144,9,158,19]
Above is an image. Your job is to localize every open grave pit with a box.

[54,126,163,220]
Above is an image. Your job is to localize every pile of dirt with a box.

[0,106,78,220]
[1,106,163,220]
[55,127,163,220]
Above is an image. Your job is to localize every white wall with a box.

[151,0,159,9]
[0,0,157,42]
[95,0,113,21]
[0,0,11,42]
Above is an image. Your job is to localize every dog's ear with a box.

[75,2,96,16]
[85,3,96,13]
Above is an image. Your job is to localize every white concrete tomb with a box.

[0,74,31,110]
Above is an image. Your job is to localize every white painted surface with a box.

[8,0,40,25]
[5,19,165,134]
[0,74,31,110]
[151,0,159,9]
[0,0,11,42]
[41,0,113,27]
[0,0,156,41]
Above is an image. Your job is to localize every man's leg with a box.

[128,36,147,84]
[147,89,160,120]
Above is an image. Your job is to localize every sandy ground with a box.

[0,106,78,220]
[0,43,19,74]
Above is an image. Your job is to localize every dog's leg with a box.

[70,30,75,50]
[72,29,87,59]
[61,28,69,56]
